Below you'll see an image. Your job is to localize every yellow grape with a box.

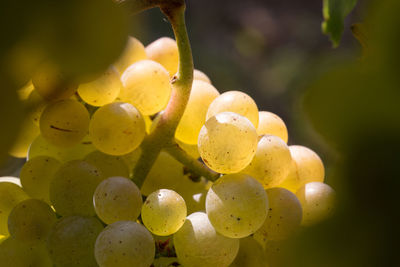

[25,89,47,126]
[175,80,220,144]
[8,118,39,158]
[120,60,171,115]
[95,221,155,267]
[141,189,187,236]
[93,176,142,224]
[296,182,336,226]
[173,176,210,214]
[257,111,288,143]
[194,69,211,83]
[198,112,258,173]
[39,99,90,147]
[206,174,269,238]
[89,102,146,155]
[17,81,35,100]
[253,188,302,244]
[174,212,239,267]
[230,237,268,267]
[85,150,130,179]
[121,147,142,175]
[206,91,259,128]
[276,160,299,193]
[8,199,57,242]
[49,160,104,216]
[20,156,61,204]
[242,135,292,188]
[175,139,200,159]
[146,37,179,76]
[114,36,147,74]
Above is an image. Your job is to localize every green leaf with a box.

[322,0,358,47]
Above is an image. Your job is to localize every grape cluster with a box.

[0,36,336,267]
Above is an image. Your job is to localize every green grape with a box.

[175,80,220,144]
[253,188,302,244]
[152,257,179,267]
[77,66,121,106]
[263,240,289,266]
[230,237,268,267]
[173,176,210,214]
[145,37,179,76]
[120,60,171,115]
[25,89,47,126]
[0,238,52,267]
[40,99,90,147]
[257,111,288,143]
[174,212,239,267]
[114,36,147,74]
[0,176,21,186]
[47,216,104,267]
[296,182,336,226]
[8,118,40,158]
[8,199,57,242]
[121,147,142,175]
[49,160,104,216]
[206,91,259,128]
[28,134,96,162]
[85,150,130,179]
[17,81,35,100]
[95,221,155,267]
[176,139,200,159]
[194,69,211,83]
[20,156,61,203]
[0,182,29,236]
[142,189,187,236]
[276,160,299,193]
[93,176,142,224]
[89,102,146,155]
[242,135,292,188]
[206,174,269,238]
[198,112,258,173]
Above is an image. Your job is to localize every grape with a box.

[145,37,179,76]
[142,189,187,236]
[17,81,35,100]
[85,150,130,179]
[28,134,96,162]
[49,160,104,216]
[198,112,258,173]
[93,176,142,224]
[263,240,289,266]
[121,147,142,175]
[276,160,300,193]
[230,237,268,267]
[47,216,104,267]
[9,118,40,158]
[39,99,90,147]
[296,182,336,226]
[77,66,121,106]
[175,80,220,144]
[8,199,57,242]
[253,188,302,244]
[173,176,210,214]
[257,111,288,143]
[176,139,200,159]
[0,176,21,186]
[174,212,239,267]
[25,89,47,126]
[95,221,155,267]
[152,257,179,267]
[0,182,29,236]
[206,91,259,128]
[206,174,269,238]
[242,135,292,188]
[89,102,146,155]
[114,36,147,74]
[120,60,171,115]
[194,69,211,83]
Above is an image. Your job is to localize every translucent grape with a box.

[9,118,40,158]
[142,189,187,236]
[8,199,57,242]
[47,216,104,267]
[39,99,90,147]
[120,60,171,115]
[89,102,146,155]
[0,182,29,236]
[230,237,268,267]
[276,160,299,193]
[198,112,258,173]
[206,91,259,128]
[95,221,155,267]
[49,160,104,216]
[175,80,220,144]
[257,111,288,143]
[145,37,179,76]
[114,36,147,74]
[93,176,142,224]
[176,139,200,159]
[174,212,239,267]
[206,174,269,238]
[25,89,47,126]
[296,182,336,226]
[85,150,130,179]
[173,176,210,214]
[20,156,61,203]
[253,188,302,244]
[242,135,292,188]
[194,69,211,83]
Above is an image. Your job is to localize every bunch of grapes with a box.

[0,34,336,266]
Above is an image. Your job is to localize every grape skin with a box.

[257,111,288,143]
[193,69,211,83]
[230,237,268,267]
[85,150,130,179]
[145,37,179,76]
[114,36,147,74]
